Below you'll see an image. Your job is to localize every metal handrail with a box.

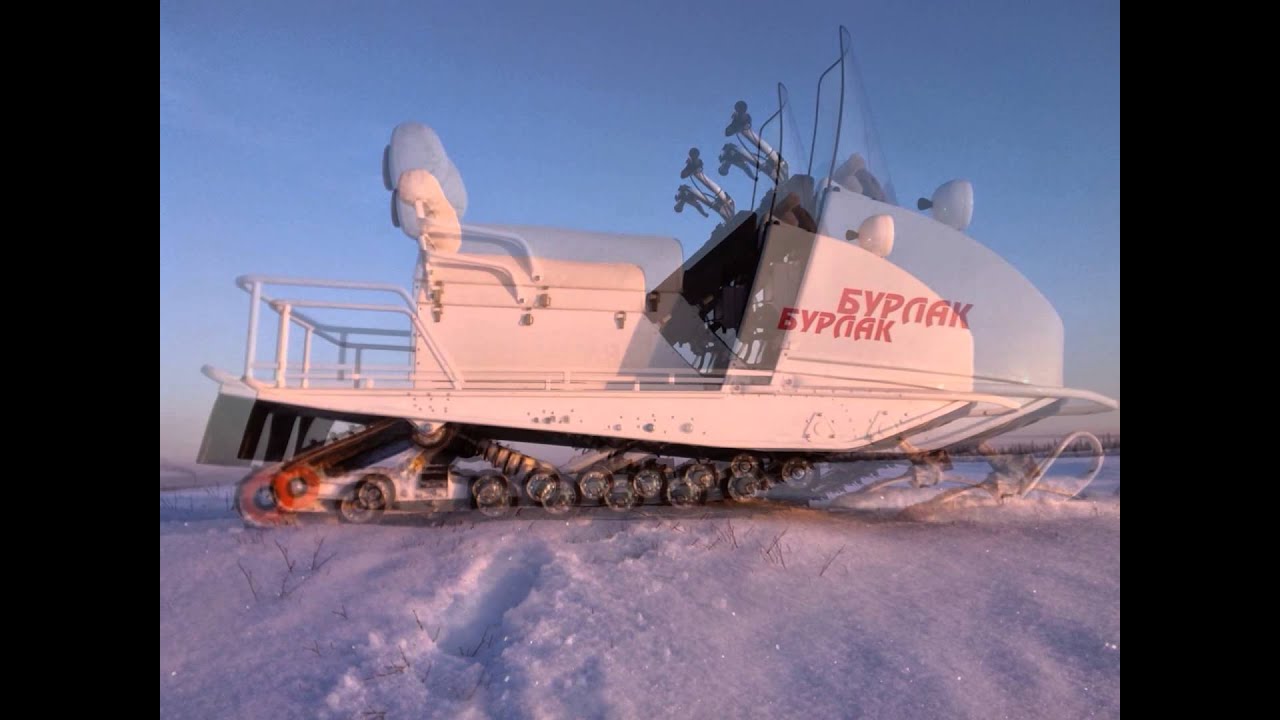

[235,275,461,389]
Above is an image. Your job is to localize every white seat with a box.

[461,224,683,292]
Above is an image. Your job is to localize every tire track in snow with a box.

[436,542,552,656]
[429,541,554,720]
[323,541,554,719]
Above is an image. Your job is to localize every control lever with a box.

[677,148,735,222]
[724,100,751,136]
[722,101,788,183]
[680,146,707,179]
[718,143,760,180]
[674,185,711,217]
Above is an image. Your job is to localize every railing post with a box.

[337,332,348,380]
[274,302,292,387]
[354,348,364,386]
[244,281,262,381]
[301,327,313,389]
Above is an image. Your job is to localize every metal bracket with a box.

[804,413,837,442]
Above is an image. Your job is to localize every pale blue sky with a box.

[160,0,1119,459]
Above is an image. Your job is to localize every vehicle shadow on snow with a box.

[159,489,1112,537]
[370,501,890,530]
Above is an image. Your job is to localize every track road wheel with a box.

[684,462,718,492]
[780,458,813,485]
[338,475,391,524]
[604,475,637,511]
[542,478,577,515]
[724,472,765,501]
[472,473,513,518]
[665,477,702,509]
[578,465,612,503]
[730,454,759,478]
[525,470,559,503]
[631,463,668,500]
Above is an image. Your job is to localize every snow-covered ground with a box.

[160,458,1119,719]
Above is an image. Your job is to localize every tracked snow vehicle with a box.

[196,27,1118,525]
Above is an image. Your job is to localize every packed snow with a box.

[160,457,1119,719]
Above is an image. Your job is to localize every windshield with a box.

[808,26,898,227]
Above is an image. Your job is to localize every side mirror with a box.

[917,179,973,231]
[846,214,894,257]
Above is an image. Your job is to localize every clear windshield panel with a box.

[843,39,897,205]
[809,26,897,227]
[807,27,849,192]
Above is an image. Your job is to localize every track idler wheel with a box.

[235,467,292,527]
[472,473,513,517]
[271,464,323,512]
[338,474,392,524]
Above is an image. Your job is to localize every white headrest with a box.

[397,169,462,253]
[385,122,467,240]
